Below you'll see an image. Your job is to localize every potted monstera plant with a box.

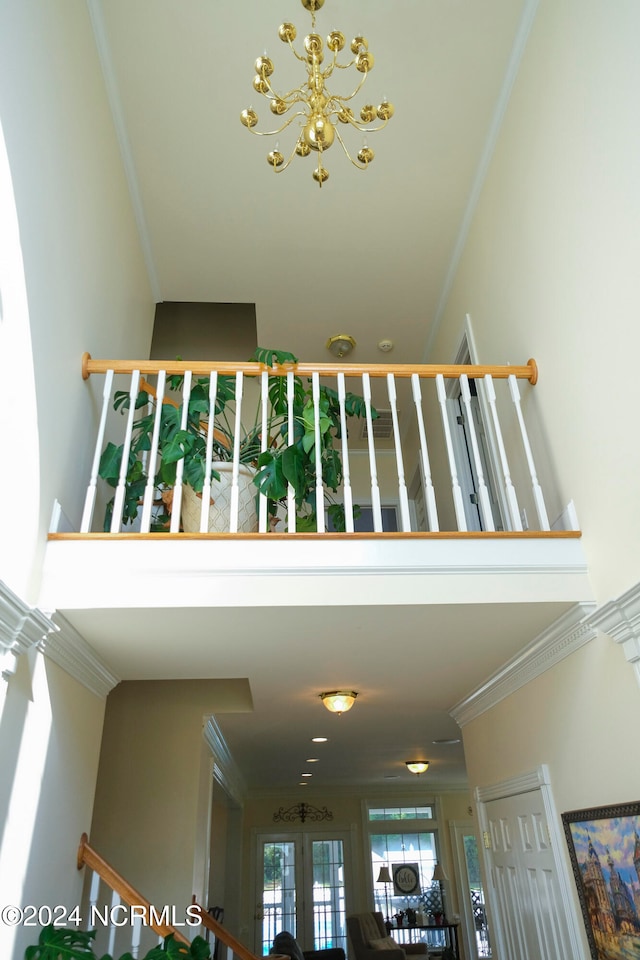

[97,346,375,533]
[24,924,210,959]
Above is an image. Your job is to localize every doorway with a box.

[446,336,503,531]
[475,766,583,959]
[255,831,351,956]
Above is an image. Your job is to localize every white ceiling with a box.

[83,0,543,794]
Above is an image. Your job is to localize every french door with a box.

[255,831,351,956]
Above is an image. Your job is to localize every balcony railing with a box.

[72,353,576,539]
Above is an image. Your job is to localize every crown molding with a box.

[204,716,246,805]
[589,582,640,685]
[40,613,120,698]
[451,602,597,726]
[0,580,53,680]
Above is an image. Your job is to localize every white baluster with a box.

[140,370,167,532]
[287,371,296,532]
[88,868,100,923]
[200,372,219,533]
[130,910,143,959]
[228,371,244,533]
[170,370,192,533]
[436,373,467,531]
[484,374,522,530]
[411,374,439,531]
[387,373,411,531]
[337,374,354,532]
[362,373,382,531]
[312,373,325,533]
[81,369,114,532]
[106,890,120,957]
[111,370,140,532]
[459,374,495,531]
[258,371,269,533]
[508,374,550,530]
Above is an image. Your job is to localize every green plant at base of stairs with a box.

[24,925,211,960]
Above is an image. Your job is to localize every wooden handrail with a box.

[82,352,538,385]
[76,833,189,944]
[191,899,261,960]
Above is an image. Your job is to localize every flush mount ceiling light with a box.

[326,334,356,358]
[405,760,430,775]
[320,690,358,714]
[240,0,394,187]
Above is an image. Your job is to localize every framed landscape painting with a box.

[562,801,640,960]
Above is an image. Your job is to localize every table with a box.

[391,922,459,959]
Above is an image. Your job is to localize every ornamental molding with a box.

[40,613,120,698]
[451,602,597,726]
[589,581,640,684]
[0,580,53,680]
[273,802,334,824]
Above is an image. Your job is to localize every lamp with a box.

[320,690,358,714]
[326,334,356,358]
[240,0,394,187]
[376,865,392,921]
[405,760,430,775]
[431,863,448,920]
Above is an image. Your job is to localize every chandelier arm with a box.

[333,126,371,168]
[285,37,309,64]
[336,115,391,135]
[247,111,308,137]
[331,73,369,104]
[271,141,301,174]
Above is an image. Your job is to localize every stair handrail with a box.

[76,832,189,944]
[82,352,538,385]
[190,899,262,960]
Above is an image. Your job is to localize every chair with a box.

[346,913,429,960]
[271,930,346,960]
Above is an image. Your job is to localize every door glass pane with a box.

[463,833,491,958]
[261,841,297,955]
[370,831,437,919]
[311,840,346,952]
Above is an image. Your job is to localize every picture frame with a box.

[392,862,421,896]
[561,800,640,960]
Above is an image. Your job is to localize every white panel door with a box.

[485,789,573,960]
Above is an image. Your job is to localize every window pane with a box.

[261,841,296,955]
[368,805,433,821]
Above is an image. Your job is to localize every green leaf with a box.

[251,347,298,367]
[254,451,288,502]
[280,445,306,505]
[99,443,124,485]
[23,924,101,959]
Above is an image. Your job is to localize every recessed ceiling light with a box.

[301,772,313,777]
[311,737,328,743]
[384,775,400,780]
[299,782,308,786]
[306,758,319,763]
[432,738,461,745]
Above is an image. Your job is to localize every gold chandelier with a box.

[240,0,394,187]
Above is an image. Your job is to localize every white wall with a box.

[0,652,106,960]
[431,0,640,603]
[0,0,154,602]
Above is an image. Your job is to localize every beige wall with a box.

[431,0,640,603]
[429,1,640,951]
[0,654,106,960]
[0,0,154,602]
[90,680,251,910]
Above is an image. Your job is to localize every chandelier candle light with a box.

[240,0,394,186]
